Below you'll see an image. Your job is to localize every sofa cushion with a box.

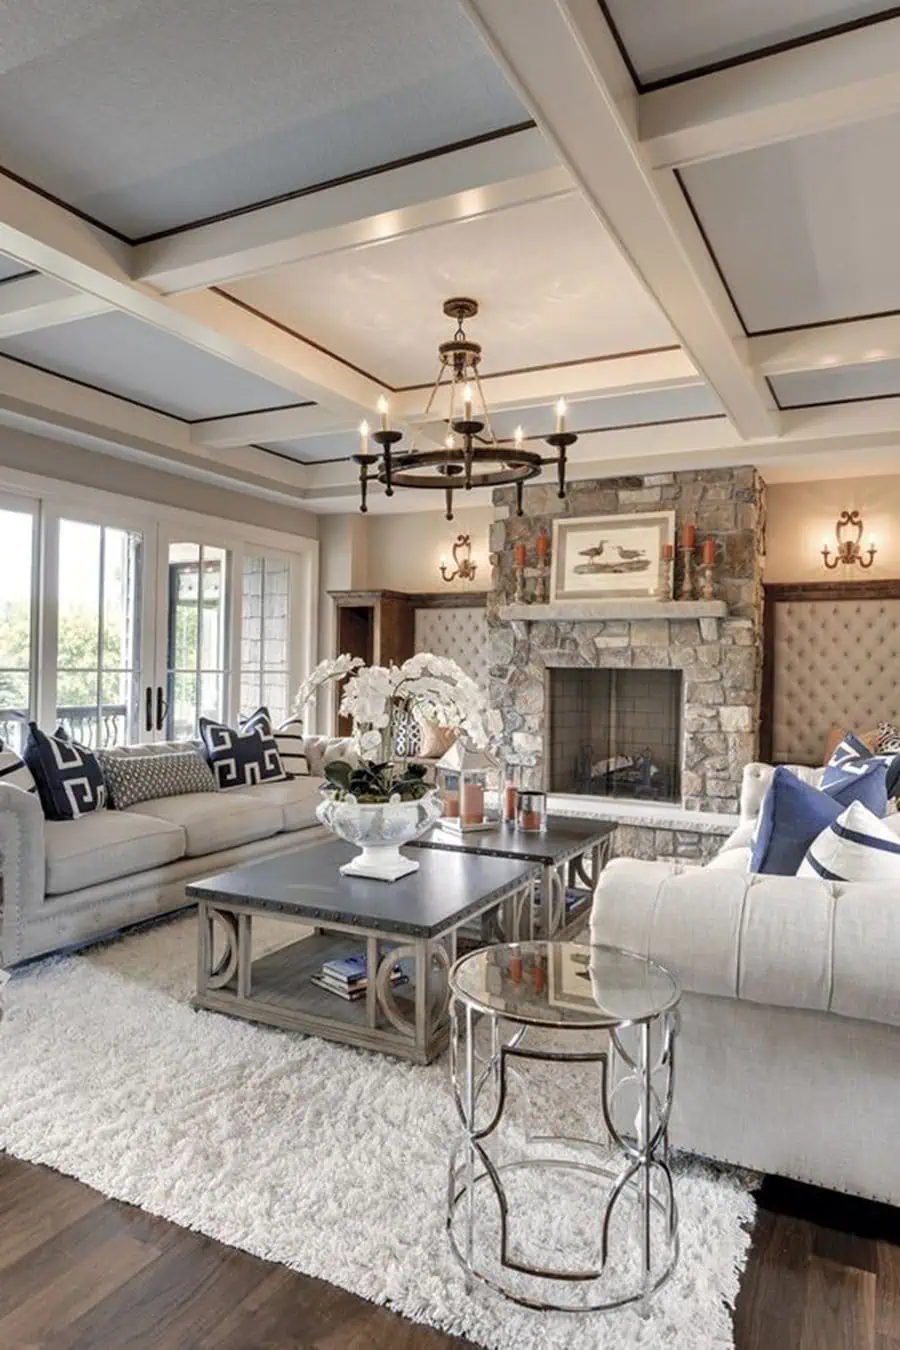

[24,723,107,820]
[751,768,842,875]
[199,712,288,791]
[45,810,186,896]
[799,801,900,882]
[820,755,888,815]
[228,776,322,832]
[127,791,282,857]
[97,749,217,810]
[273,718,310,776]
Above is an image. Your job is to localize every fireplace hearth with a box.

[548,668,683,804]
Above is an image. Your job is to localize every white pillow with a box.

[798,800,900,882]
[273,718,310,776]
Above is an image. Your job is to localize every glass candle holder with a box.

[516,790,546,833]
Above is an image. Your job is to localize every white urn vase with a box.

[316,788,443,882]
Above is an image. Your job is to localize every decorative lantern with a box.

[435,740,500,833]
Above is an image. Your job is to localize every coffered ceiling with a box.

[0,0,900,510]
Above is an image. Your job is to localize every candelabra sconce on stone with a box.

[822,510,876,570]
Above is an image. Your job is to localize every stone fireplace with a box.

[487,467,766,815]
[548,666,683,802]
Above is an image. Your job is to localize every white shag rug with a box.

[0,916,755,1349]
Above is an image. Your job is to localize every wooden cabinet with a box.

[330,590,416,735]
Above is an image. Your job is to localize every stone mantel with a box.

[497,600,728,623]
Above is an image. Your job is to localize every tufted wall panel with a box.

[414,606,490,690]
[771,599,900,765]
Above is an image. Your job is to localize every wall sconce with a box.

[822,510,876,570]
[440,533,477,583]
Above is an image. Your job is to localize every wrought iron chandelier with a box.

[353,298,576,520]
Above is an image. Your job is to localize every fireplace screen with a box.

[548,668,682,803]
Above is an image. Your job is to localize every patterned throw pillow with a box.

[820,754,888,815]
[826,732,874,769]
[97,749,216,810]
[877,721,900,753]
[0,741,37,795]
[799,800,900,882]
[23,723,107,820]
[199,709,288,791]
[273,717,308,776]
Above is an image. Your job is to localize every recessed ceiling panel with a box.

[0,0,524,238]
[259,432,350,465]
[772,359,900,407]
[682,114,900,332]
[604,0,895,85]
[486,384,724,439]
[0,254,31,283]
[228,195,676,387]
[0,312,310,419]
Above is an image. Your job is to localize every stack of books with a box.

[311,951,408,1002]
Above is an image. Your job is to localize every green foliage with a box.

[0,600,124,710]
[324,757,430,804]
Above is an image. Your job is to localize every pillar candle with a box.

[461,782,484,825]
[661,542,674,562]
[702,537,716,565]
[535,531,549,559]
[503,782,518,821]
[680,522,696,548]
[513,542,527,567]
[442,792,459,819]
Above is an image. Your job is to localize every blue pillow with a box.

[751,768,843,875]
[827,732,873,768]
[23,722,107,820]
[199,709,288,791]
[821,756,888,815]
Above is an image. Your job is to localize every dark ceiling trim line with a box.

[391,344,684,393]
[595,1,642,90]
[673,169,750,337]
[187,398,317,425]
[779,390,900,411]
[251,443,350,467]
[499,412,728,442]
[749,306,900,339]
[765,375,783,413]
[134,120,538,245]
[0,164,132,245]
[0,267,39,287]
[639,6,900,93]
[212,288,390,390]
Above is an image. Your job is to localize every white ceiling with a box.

[682,114,900,333]
[772,359,900,406]
[0,0,524,238]
[0,312,309,419]
[0,255,30,283]
[485,385,723,439]
[227,194,676,387]
[604,0,894,84]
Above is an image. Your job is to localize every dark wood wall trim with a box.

[406,592,487,609]
[761,580,900,761]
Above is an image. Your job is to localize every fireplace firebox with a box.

[548,668,683,803]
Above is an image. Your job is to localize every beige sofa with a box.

[591,762,900,1204]
[0,735,355,966]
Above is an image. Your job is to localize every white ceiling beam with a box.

[751,315,900,377]
[135,128,570,293]
[191,403,346,450]
[462,0,778,442]
[0,173,386,420]
[641,17,900,169]
[0,273,110,336]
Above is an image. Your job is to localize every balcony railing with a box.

[0,704,129,751]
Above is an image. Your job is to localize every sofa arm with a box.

[0,784,46,966]
[591,857,900,1029]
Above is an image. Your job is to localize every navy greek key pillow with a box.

[199,708,288,791]
[23,723,107,820]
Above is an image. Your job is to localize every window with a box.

[240,554,291,725]
[165,543,230,739]
[0,503,36,752]
[56,520,144,747]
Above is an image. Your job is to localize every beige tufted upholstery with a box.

[414,606,490,690]
[772,599,900,764]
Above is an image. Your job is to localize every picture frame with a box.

[550,510,675,602]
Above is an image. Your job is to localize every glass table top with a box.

[449,942,680,1028]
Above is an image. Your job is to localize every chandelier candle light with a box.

[352,299,578,520]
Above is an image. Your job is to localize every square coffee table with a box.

[187,836,540,1065]
[410,815,616,940]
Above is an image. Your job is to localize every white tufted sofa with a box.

[591,761,900,1203]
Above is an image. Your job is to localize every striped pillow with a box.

[274,717,309,776]
[0,742,36,795]
[798,800,900,882]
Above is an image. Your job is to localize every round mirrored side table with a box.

[447,941,681,1315]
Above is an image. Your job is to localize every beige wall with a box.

[0,428,319,539]
[362,505,492,594]
[765,475,900,582]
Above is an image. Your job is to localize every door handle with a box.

[155,685,167,733]
[144,686,153,734]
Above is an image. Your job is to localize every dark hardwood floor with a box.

[1,1154,898,1348]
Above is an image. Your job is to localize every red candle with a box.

[503,782,517,821]
[680,522,696,548]
[535,531,549,559]
[661,542,674,562]
[702,537,716,566]
[513,542,527,567]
